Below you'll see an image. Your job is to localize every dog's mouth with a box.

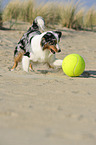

[49,46,61,54]
[48,45,58,54]
[50,48,56,54]
[43,43,61,54]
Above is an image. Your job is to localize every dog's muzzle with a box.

[43,43,61,54]
[49,44,61,54]
[58,49,61,53]
[56,44,61,53]
[50,48,56,54]
[50,48,61,54]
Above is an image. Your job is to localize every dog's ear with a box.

[54,31,62,39]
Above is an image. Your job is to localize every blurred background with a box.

[1,0,96,9]
[0,0,96,30]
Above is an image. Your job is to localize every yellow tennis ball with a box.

[62,54,85,77]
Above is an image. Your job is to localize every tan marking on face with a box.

[48,45,58,53]
[43,43,57,53]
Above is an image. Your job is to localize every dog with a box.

[22,31,63,72]
[11,16,45,71]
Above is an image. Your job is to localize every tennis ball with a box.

[62,54,85,77]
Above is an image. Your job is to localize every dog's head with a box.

[41,31,62,54]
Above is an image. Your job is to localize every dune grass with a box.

[84,7,96,30]
[35,2,61,26]
[0,0,2,27]
[3,0,35,22]
[2,0,96,30]
[0,13,2,27]
[59,0,84,29]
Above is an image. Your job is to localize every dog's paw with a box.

[8,67,14,71]
[10,69,14,71]
[29,67,35,72]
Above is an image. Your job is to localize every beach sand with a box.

[0,22,96,145]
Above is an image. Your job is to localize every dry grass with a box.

[0,13,2,27]
[3,0,35,22]
[2,0,96,30]
[59,0,79,29]
[18,0,35,23]
[84,7,96,30]
[36,2,61,26]
[0,0,3,27]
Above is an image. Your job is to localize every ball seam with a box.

[73,55,79,76]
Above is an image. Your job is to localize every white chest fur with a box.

[30,34,55,63]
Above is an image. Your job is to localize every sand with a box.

[0,22,96,145]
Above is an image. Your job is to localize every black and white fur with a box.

[22,31,63,72]
[11,16,45,71]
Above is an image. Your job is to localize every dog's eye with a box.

[55,40,57,44]
[50,40,57,45]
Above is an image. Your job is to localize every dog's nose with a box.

[58,49,61,53]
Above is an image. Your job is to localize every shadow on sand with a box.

[37,69,96,78]
[36,69,96,78]
[0,26,11,30]
[81,70,96,78]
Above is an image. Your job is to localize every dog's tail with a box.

[22,55,30,72]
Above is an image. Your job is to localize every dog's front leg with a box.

[52,59,63,68]
[22,56,30,72]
